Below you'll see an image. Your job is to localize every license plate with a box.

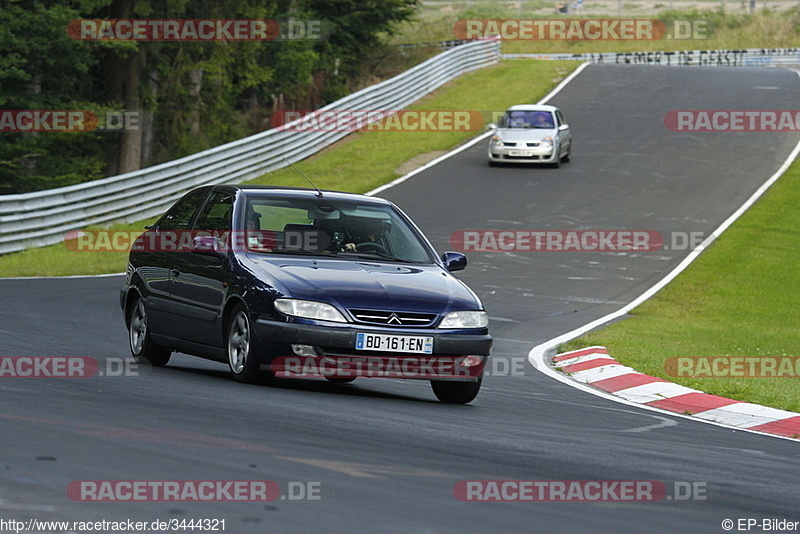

[355,333,433,354]
[509,150,533,157]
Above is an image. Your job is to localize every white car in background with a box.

[487,104,572,167]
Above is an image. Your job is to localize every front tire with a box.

[325,376,357,384]
[562,142,571,163]
[127,295,171,366]
[552,148,562,168]
[227,304,262,383]
[430,377,482,404]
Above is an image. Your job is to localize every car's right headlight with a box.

[491,135,504,146]
[274,299,347,323]
[438,311,489,329]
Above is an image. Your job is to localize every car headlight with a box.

[491,135,504,146]
[274,299,347,323]
[541,136,554,148]
[438,311,489,329]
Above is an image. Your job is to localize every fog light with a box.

[459,355,484,367]
[292,344,318,357]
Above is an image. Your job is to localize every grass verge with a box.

[0,59,576,277]
[392,5,800,51]
[561,156,800,412]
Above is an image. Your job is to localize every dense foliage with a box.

[0,0,419,194]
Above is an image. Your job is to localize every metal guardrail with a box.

[0,38,500,255]
[502,47,800,67]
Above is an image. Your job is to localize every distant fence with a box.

[0,38,500,255]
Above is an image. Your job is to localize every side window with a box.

[556,110,566,127]
[193,191,234,232]
[157,189,209,232]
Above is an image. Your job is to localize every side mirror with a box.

[558,123,569,131]
[486,123,497,131]
[192,235,223,256]
[441,251,467,272]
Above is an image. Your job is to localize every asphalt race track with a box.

[1,65,798,533]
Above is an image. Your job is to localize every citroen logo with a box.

[387,313,402,325]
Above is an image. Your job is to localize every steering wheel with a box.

[355,242,389,255]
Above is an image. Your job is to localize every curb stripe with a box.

[747,417,800,439]
[553,347,799,441]
[553,346,608,362]
[560,358,619,373]
[646,392,740,414]
[591,373,668,393]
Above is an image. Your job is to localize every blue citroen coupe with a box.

[121,185,491,403]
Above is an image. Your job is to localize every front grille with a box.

[504,154,542,160]
[503,142,517,147]
[526,142,540,147]
[349,309,437,327]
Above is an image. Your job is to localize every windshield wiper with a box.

[344,251,419,263]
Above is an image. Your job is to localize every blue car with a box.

[120,185,492,403]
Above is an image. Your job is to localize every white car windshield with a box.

[501,111,555,129]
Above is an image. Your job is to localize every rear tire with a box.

[127,295,171,366]
[430,377,482,404]
[227,304,262,383]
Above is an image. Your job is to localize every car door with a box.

[138,187,211,337]
[169,190,233,346]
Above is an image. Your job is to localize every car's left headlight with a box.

[541,136,554,148]
[274,298,347,323]
[438,311,489,329]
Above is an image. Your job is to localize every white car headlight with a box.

[438,311,489,329]
[491,135,504,146]
[274,299,347,323]
[541,136,554,147]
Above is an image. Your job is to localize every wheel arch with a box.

[123,284,144,327]
[221,295,248,337]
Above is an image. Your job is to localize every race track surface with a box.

[1,65,798,534]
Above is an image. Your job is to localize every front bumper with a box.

[254,318,492,381]
[488,144,557,164]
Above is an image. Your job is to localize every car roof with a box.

[209,184,392,205]
[505,104,559,112]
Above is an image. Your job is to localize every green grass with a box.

[392,5,800,51]
[562,159,800,412]
[0,59,576,277]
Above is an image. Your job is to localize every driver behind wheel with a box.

[333,217,391,253]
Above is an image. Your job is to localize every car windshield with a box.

[243,195,436,264]
[501,110,555,129]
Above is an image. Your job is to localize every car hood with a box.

[248,256,483,315]
[496,128,555,143]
